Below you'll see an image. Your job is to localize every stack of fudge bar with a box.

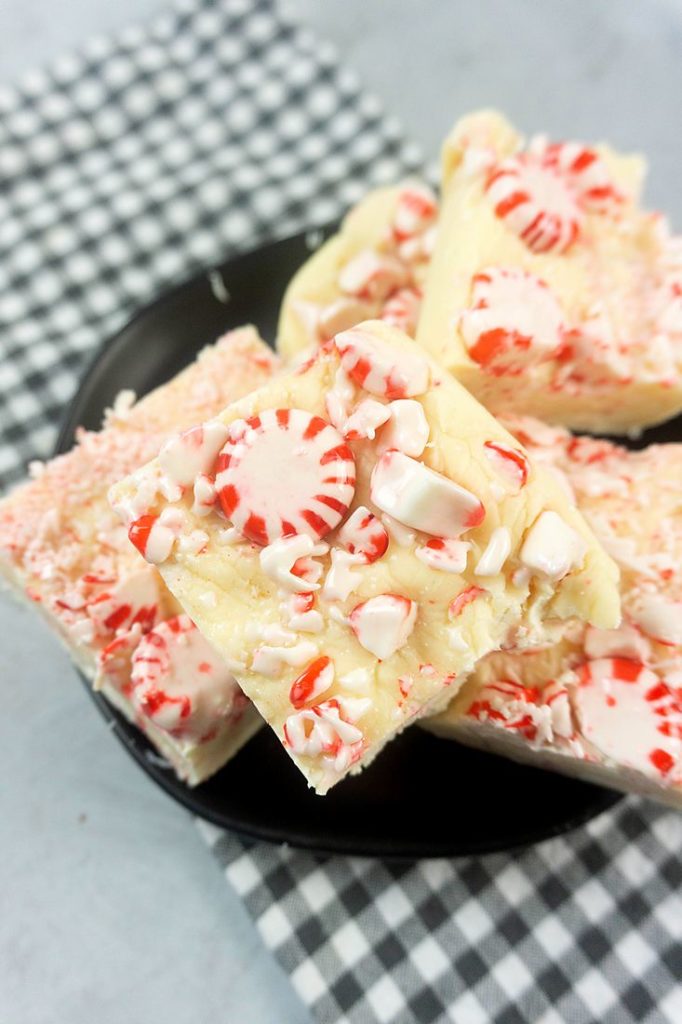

[2,110,681,807]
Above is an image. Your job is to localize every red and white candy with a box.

[380,287,422,335]
[575,658,682,780]
[460,268,564,373]
[88,567,160,637]
[391,183,438,243]
[289,655,334,709]
[483,439,530,490]
[474,526,512,577]
[343,399,391,441]
[215,409,356,546]
[130,615,243,742]
[128,508,186,565]
[349,593,417,659]
[484,139,622,254]
[259,534,326,594]
[415,538,469,574]
[283,696,368,772]
[535,139,624,215]
[335,326,430,399]
[338,250,408,302]
[448,585,487,618]
[337,506,389,564]
[159,421,230,489]
[370,450,485,538]
[485,152,582,253]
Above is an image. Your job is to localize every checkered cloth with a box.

[0,0,421,492]
[2,2,681,1023]
[199,799,682,1024]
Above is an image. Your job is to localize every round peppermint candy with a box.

[130,615,244,742]
[215,409,356,546]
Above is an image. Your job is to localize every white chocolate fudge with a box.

[277,181,437,359]
[0,327,277,784]
[417,109,682,434]
[426,417,682,808]
[110,321,620,794]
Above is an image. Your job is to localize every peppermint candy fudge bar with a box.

[417,109,682,434]
[110,320,620,794]
[427,418,682,807]
[0,327,277,784]
[277,182,437,359]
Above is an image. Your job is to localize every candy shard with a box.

[129,513,176,565]
[630,594,682,647]
[474,526,512,577]
[349,594,417,659]
[215,408,355,545]
[338,250,409,302]
[483,439,530,490]
[321,548,364,602]
[415,538,469,574]
[158,420,230,488]
[289,655,335,709]
[520,510,587,580]
[378,399,430,457]
[260,534,322,593]
[335,323,430,399]
[336,506,389,564]
[283,697,366,767]
[343,399,391,441]
[370,450,485,538]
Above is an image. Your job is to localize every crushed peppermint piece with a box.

[415,538,469,574]
[349,593,417,659]
[520,510,587,580]
[378,399,429,457]
[474,526,512,577]
[370,450,485,537]
[289,656,334,709]
[337,506,389,564]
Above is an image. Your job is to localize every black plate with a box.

[56,230,625,858]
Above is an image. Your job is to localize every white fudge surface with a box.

[110,320,620,794]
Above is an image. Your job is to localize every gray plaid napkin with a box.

[0,0,421,491]
[2,2,681,1023]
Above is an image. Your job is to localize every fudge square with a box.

[110,320,620,794]
[0,327,277,785]
[417,109,682,435]
[426,420,682,808]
